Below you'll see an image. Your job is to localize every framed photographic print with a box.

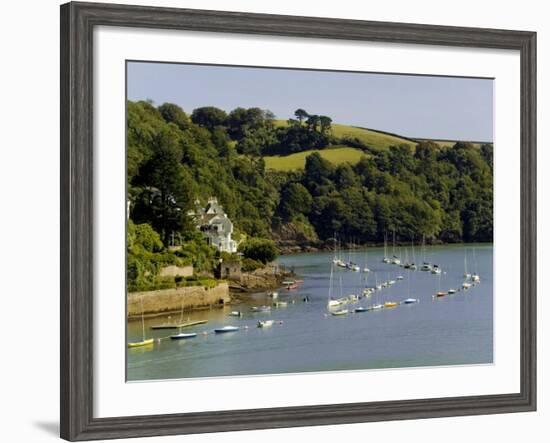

[60,1,536,441]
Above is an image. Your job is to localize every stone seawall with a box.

[128,282,230,318]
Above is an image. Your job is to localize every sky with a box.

[127,61,494,142]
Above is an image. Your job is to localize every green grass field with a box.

[264,146,367,171]
[274,120,415,151]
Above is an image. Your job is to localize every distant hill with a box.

[274,120,415,151]
[267,120,491,170]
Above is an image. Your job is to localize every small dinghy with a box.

[331,309,349,316]
[384,301,398,308]
[128,338,154,348]
[214,325,239,333]
[257,320,275,328]
[170,332,197,340]
[251,306,271,313]
[402,298,419,304]
[354,306,369,313]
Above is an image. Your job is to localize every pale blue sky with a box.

[127,61,493,142]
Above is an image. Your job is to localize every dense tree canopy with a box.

[128,100,493,260]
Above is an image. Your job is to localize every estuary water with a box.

[127,243,493,381]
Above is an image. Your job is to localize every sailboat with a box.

[327,265,341,308]
[333,237,346,268]
[434,271,446,298]
[128,295,154,348]
[402,269,419,304]
[409,240,418,270]
[420,235,432,271]
[363,245,370,273]
[382,233,391,263]
[390,231,401,265]
[170,297,198,340]
[463,249,471,278]
[470,248,480,283]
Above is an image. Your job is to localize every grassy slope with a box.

[264,146,367,171]
[273,120,415,151]
[266,120,490,171]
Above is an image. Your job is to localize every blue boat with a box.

[170,332,197,340]
[214,326,240,333]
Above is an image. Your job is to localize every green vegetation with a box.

[238,238,278,264]
[127,100,493,290]
[264,146,366,171]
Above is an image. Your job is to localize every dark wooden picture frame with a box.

[60,1,536,441]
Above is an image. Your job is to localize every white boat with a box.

[327,265,341,309]
[396,275,404,280]
[273,301,288,307]
[462,282,472,290]
[268,291,278,299]
[421,263,432,272]
[331,309,349,316]
[170,332,197,340]
[348,263,360,272]
[463,249,471,278]
[471,273,480,283]
[214,325,239,333]
[370,304,384,310]
[388,280,396,286]
[382,233,391,263]
[228,311,242,317]
[431,265,442,275]
[447,288,457,294]
[354,306,369,313]
[402,298,419,304]
[257,320,275,328]
[251,305,271,313]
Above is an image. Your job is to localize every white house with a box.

[188,197,238,253]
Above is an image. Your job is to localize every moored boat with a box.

[214,325,239,333]
[170,332,197,340]
[354,306,369,313]
[384,301,398,308]
[402,298,419,304]
[257,320,275,328]
[331,309,349,316]
[128,338,154,348]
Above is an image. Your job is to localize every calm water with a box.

[127,244,493,381]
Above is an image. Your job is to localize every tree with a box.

[191,106,227,130]
[239,238,278,264]
[158,103,190,131]
[319,115,332,136]
[133,146,193,245]
[279,182,313,220]
[294,109,309,125]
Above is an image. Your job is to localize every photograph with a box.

[126,61,494,381]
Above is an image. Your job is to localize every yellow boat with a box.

[384,301,398,308]
[128,338,154,348]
